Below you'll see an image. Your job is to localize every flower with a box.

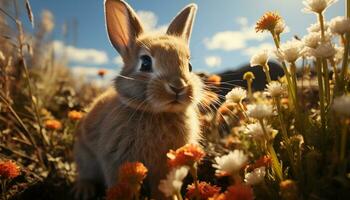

[68,110,83,121]
[0,160,20,179]
[266,81,286,97]
[243,72,255,82]
[207,75,221,86]
[224,184,254,200]
[212,150,248,176]
[98,69,107,77]
[118,162,148,185]
[45,119,62,130]
[186,181,221,200]
[307,22,330,33]
[255,11,282,33]
[333,94,350,117]
[308,42,336,59]
[225,87,247,103]
[106,183,134,200]
[329,16,350,35]
[334,46,344,64]
[250,50,269,67]
[167,144,205,168]
[246,104,273,119]
[244,122,277,140]
[244,167,266,185]
[274,20,286,35]
[158,166,189,197]
[302,32,322,49]
[275,39,305,63]
[302,0,338,14]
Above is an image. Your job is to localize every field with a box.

[1,0,350,200]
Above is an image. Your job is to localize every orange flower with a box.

[98,69,107,78]
[0,160,20,179]
[118,162,148,185]
[224,184,254,200]
[255,11,282,33]
[45,119,62,130]
[167,144,205,168]
[207,75,221,86]
[106,183,134,200]
[68,110,83,121]
[247,155,271,171]
[186,181,221,200]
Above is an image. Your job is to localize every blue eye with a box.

[140,55,152,72]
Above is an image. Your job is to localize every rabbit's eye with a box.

[189,63,192,72]
[140,55,152,72]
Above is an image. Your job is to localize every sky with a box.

[21,0,345,83]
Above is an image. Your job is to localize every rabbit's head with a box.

[105,0,203,113]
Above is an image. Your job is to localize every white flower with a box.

[274,21,286,35]
[333,94,350,116]
[275,39,305,63]
[41,10,54,33]
[212,150,248,176]
[247,104,274,119]
[266,81,286,97]
[330,16,350,35]
[158,166,189,197]
[225,87,247,103]
[309,42,336,59]
[244,167,266,185]
[250,50,269,67]
[307,22,330,33]
[303,32,322,49]
[302,0,338,14]
[245,122,278,140]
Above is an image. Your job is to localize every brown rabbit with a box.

[74,0,203,199]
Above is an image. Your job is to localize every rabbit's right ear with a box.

[104,0,144,59]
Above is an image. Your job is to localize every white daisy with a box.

[329,16,350,35]
[247,104,274,119]
[302,0,338,14]
[245,122,278,140]
[225,87,247,103]
[244,167,266,185]
[307,22,330,33]
[266,81,286,97]
[250,50,269,67]
[212,150,248,176]
[158,166,189,197]
[275,39,305,63]
[303,32,322,49]
[309,42,336,59]
[274,21,286,35]
[333,94,350,117]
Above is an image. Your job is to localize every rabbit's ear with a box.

[167,4,197,43]
[105,0,144,59]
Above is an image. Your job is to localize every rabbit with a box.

[73,0,203,199]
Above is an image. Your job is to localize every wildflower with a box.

[244,122,277,140]
[167,144,205,168]
[302,32,322,49]
[224,184,254,200]
[186,181,221,200]
[266,81,286,97]
[207,75,221,86]
[225,87,247,104]
[244,167,266,185]
[45,119,62,130]
[308,42,336,59]
[158,166,189,197]
[246,104,273,119]
[41,10,54,33]
[250,50,269,67]
[243,72,255,81]
[275,39,305,63]
[68,110,83,121]
[307,22,330,32]
[118,162,148,185]
[98,69,107,78]
[333,94,350,117]
[106,183,134,200]
[255,11,282,33]
[0,160,20,179]
[274,20,286,35]
[212,150,248,176]
[329,16,350,35]
[302,0,338,14]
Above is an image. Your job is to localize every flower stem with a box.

[340,120,348,162]
[316,58,326,134]
[263,64,272,83]
[190,165,200,200]
[322,59,331,105]
[247,80,253,101]
[340,33,349,93]
[318,13,326,42]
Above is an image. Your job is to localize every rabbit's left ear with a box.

[167,4,197,44]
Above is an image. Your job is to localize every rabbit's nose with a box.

[167,78,188,95]
[169,84,186,94]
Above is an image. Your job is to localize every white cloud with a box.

[52,40,109,65]
[137,10,168,33]
[71,66,117,86]
[113,55,123,65]
[205,56,222,67]
[242,43,275,57]
[203,18,269,51]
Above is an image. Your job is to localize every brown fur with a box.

[74,1,202,199]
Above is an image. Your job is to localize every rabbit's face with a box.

[115,35,203,113]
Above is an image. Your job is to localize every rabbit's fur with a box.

[74,0,203,199]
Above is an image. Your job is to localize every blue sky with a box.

[23,0,344,82]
